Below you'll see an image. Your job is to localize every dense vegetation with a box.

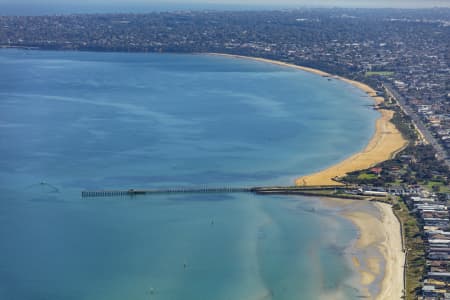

[393,199,425,300]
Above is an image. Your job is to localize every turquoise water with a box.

[0,50,378,299]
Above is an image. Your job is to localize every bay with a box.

[0,49,378,299]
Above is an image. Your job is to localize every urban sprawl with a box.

[1,8,449,299]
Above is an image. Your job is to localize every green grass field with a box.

[393,199,425,300]
[357,173,378,180]
[424,180,450,193]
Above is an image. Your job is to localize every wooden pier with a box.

[81,187,254,198]
[81,185,349,198]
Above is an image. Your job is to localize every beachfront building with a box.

[412,194,450,300]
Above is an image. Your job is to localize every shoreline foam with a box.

[206,53,408,186]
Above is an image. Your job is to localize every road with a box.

[384,83,450,169]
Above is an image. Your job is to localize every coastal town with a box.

[1,7,449,300]
[1,8,448,160]
[414,193,450,300]
[342,89,450,299]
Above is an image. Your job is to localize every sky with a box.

[1,0,449,8]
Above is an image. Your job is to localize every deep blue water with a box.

[0,49,378,299]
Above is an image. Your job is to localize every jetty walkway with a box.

[81,186,347,198]
[81,187,255,197]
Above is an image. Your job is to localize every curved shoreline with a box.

[207,53,406,300]
[321,198,405,300]
[206,53,408,186]
[343,202,405,300]
[296,108,408,186]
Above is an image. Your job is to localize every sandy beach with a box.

[295,73,407,186]
[296,108,407,186]
[321,198,405,300]
[346,202,405,300]
[208,53,406,299]
[207,53,408,186]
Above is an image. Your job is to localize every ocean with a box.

[0,49,379,299]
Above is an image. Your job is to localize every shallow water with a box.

[0,50,378,299]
